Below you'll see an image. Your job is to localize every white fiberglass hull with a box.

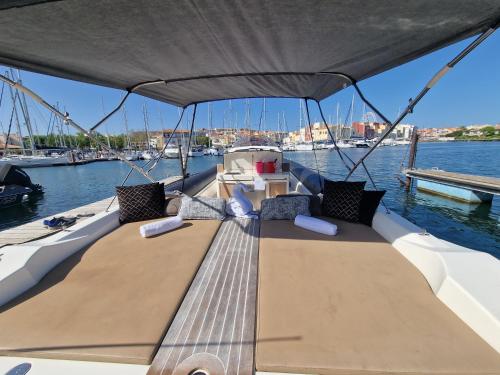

[295,143,313,151]
[188,150,204,157]
[0,156,70,167]
[164,148,180,158]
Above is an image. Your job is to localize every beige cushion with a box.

[0,219,221,364]
[256,218,500,375]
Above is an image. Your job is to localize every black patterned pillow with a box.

[116,182,165,223]
[322,180,366,222]
[260,196,310,220]
[359,190,386,226]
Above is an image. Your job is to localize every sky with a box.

[0,31,499,136]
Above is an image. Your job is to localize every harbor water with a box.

[0,141,499,258]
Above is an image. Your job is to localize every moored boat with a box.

[0,163,43,208]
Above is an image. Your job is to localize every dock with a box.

[404,169,500,203]
[0,175,182,248]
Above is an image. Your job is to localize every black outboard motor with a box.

[0,163,43,194]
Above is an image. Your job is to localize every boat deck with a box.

[0,176,181,248]
[148,218,260,375]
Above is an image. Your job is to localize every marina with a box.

[1,142,498,257]
[0,2,499,375]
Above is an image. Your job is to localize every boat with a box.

[326,140,354,149]
[0,163,43,208]
[207,146,223,156]
[0,153,70,167]
[0,2,499,375]
[164,143,180,158]
[141,150,157,160]
[395,139,411,146]
[188,146,204,157]
[294,142,314,151]
[124,150,139,161]
[354,140,370,148]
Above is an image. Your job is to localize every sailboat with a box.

[295,100,314,151]
[0,3,499,375]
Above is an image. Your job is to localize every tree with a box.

[481,126,495,137]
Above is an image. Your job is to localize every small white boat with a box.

[295,142,313,151]
[124,151,139,161]
[0,154,70,167]
[164,146,180,159]
[141,151,156,160]
[327,140,354,149]
[208,146,223,156]
[188,146,204,157]
[354,140,370,148]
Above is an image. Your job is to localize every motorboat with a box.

[326,140,354,149]
[207,146,223,156]
[164,144,180,159]
[0,2,499,375]
[141,150,156,160]
[294,142,314,151]
[354,140,370,148]
[188,146,204,157]
[0,163,43,208]
[281,143,296,151]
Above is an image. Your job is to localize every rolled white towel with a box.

[226,197,245,216]
[232,183,253,214]
[140,215,183,238]
[294,215,337,236]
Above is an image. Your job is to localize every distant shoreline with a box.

[420,138,500,143]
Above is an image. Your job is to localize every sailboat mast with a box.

[5,71,25,154]
[262,98,266,133]
[143,103,151,151]
[336,102,340,140]
[350,93,354,139]
[16,78,36,151]
[208,102,212,148]
[122,107,130,150]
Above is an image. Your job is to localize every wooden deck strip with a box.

[0,176,181,247]
[148,218,260,375]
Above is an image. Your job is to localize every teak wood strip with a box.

[148,218,260,375]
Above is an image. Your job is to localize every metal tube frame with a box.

[303,99,322,189]
[1,22,495,188]
[344,25,498,180]
[181,103,198,192]
[0,73,155,181]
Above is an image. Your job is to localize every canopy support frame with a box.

[343,24,498,180]
[303,99,322,190]
[181,103,198,192]
[0,73,155,181]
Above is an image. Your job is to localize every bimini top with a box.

[0,1,499,107]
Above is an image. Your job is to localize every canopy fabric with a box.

[0,0,499,107]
